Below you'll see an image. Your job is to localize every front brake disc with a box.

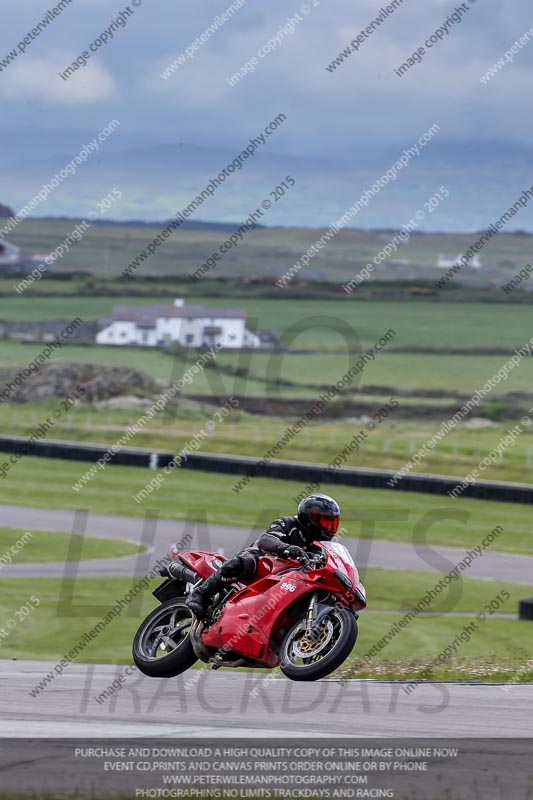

[292,619,334,658]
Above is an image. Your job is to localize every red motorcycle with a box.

[133,541,366,682]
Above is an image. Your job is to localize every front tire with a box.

[279,607,357,682]
[132,597,198,678]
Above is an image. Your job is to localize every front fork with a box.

[306,592,319,634]
[305,593,359,635]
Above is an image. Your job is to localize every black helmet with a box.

[297,493,340,541]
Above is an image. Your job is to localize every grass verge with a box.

[343,613,533,683]
[0,527,141,563]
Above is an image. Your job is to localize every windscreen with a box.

[321,541,356,569]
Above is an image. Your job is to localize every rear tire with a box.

[132,597,198,678]
[279,607,357,682]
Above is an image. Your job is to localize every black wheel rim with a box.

[139,602,193,661]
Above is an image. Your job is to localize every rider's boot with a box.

[186,571,225,618]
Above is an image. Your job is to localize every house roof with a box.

[108,302,246,324]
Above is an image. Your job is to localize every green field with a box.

[364,568,530,614]
[201,350,533,398]
[0,455,531,555]
[2,397,533,484]
[0,527,141,563]
[1,296,533,353]
[7,218,533,283]
[2,296,533,427]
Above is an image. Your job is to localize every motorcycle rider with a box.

[163,493,341,619]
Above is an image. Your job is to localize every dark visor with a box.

[310,510,340,534]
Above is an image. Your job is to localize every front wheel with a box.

[132,597,198,678]
[279,607,357,681]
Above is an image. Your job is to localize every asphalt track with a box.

[1,504,532,739]
[1,503,532,584]
[3,661,533,737]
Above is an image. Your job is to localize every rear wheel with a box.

[279,607,357,681]
[132,597,198,678]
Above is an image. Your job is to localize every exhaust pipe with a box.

[168,561,199,584]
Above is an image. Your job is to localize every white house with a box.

[96,299,261,349]
[0,239,20,267]
[438,253,481,269]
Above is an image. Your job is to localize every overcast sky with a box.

[2,0,532,161]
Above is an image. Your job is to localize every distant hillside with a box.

[3,139,533,233]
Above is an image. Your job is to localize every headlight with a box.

[333,569,353,592]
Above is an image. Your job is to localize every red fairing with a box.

[134,538,366,682]
[177,550,226,579]
[195,542,366,667]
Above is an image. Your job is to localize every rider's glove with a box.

[284,545,308,561]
